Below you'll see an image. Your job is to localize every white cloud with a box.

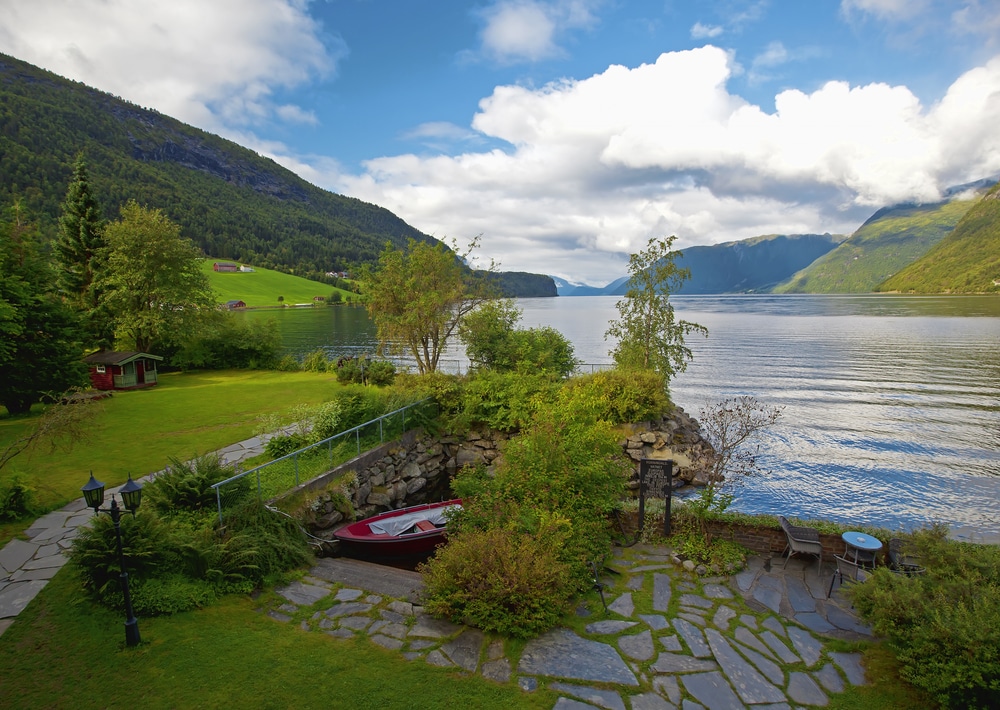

[329,48,1000,285]
[475,0,602,64]
[0,0,340,135]
[841,0,928,20]
[691,22,724,39]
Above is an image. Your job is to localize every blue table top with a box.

[842,531,883,550]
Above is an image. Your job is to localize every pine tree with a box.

[1,201,87,414]
[56,156,112,348]
[57,156,105,301]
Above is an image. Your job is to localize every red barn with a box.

[213,262,239,272]
[83,351,163,391]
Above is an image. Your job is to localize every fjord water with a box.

[242,295,1000,540]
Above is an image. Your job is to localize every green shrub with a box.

[275,354,301,372]
[144,454,244,514]
[70,510,178,602]
[558,369,669,424]
[127,574,218,616]
[301,349,331,373]
[218,500,313,584]
[335,359,363,384]
[171,314,282,370]
[265,433,310,458]
[459,371,558,432]
[420,523,573,638]
[851,525,1000,709]
[310,400,344,440]
[389,372,463,418]
[365,359,396,386]
[0,474,37,521]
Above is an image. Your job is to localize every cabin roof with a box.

[83,351,163,366]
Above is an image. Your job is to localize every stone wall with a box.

[278,407,717,544]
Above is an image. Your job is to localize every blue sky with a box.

[3,0,999,284]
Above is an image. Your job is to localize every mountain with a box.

[555,234,844,296]
[0,53,554,296]
[877,182,1000,293]
[774,194,988,294]
[672,234,845,294]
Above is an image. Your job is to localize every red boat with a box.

[333,499,462,558]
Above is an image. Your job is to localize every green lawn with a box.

[0,568,553,710]
[203,259,356,307]
[0,370,341,530]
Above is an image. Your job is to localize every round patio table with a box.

[842,531,882,567]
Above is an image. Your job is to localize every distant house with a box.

[313,296,325,302]
[83,351,163,391]
[225,299,247,310]
[239,265,255,272]
[213,262,239,272]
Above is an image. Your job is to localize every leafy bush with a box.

[557,369,669,424]
[144,454,244,514]
[423,415,632,636]
[459,371,559,432]
[217,500,313,584]
[265,433,310,458]
[275,354,301,372]
[420,523,573,638]
[389,372,463,419]
[0,474,37,520]
[851,525,1000,709]
[365,359,396,386]
[70,510,178,602]
[335,359,363,384]
[170,314,282,370]
[301,348,331,373]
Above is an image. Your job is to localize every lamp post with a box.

[81,472,143,647]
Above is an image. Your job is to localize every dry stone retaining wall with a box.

[284,407,717,544]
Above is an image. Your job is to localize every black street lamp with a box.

[81,472,143,647]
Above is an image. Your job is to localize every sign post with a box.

[639,458,675,537]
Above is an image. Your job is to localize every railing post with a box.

[380,417,384,443]
[216,487,224,526]
[257,469,262,502]
[294,451,300,485]
[356,429,360,456]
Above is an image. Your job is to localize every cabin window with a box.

[95,365,106,374]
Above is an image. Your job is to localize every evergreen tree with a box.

[56,156,104,301]
[56,156,112,348]
[0,202,87,415]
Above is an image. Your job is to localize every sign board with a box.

[638,458,674,536]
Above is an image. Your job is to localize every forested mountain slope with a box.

[673,233,845,294]
[877,183,1000,293]
[774,198,980,293]
[0,53,554,296]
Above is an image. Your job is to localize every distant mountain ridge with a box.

[0,52,555,296]
[555,234,846,296]
[558,182,998,296]
[877,182,1000,293]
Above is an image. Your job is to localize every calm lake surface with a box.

[241,295,1000,541]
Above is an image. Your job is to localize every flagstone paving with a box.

[264,546,873,709]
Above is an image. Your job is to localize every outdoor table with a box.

[842,531,882,568]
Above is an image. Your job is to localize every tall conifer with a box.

[56,155,112,347]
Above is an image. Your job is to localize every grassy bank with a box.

[0,568,551,710]
[0,370,341,534]
[203,260,356,307]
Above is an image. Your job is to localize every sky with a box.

[2,1,1000,285]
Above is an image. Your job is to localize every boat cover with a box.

[368,504,462,537]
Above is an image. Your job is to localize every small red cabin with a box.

[213,262,239,272]
[83,351,163,391]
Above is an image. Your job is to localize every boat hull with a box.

[333,499,461,559]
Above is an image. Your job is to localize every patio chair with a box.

[828,554,870,597]
[888,538,925,576]
[778,515,823,573]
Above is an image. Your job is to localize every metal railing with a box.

[210,398,435,524]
